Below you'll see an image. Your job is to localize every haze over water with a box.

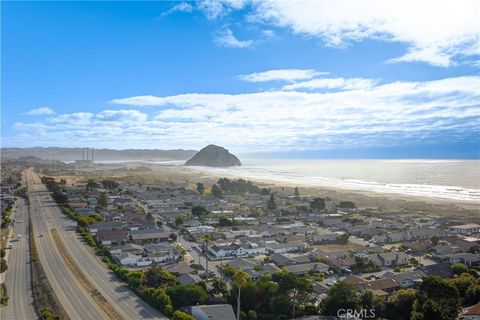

[193,159,480,203]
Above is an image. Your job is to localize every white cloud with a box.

[25,107,55,116]
[48,112,93,125]
[239,69,327,82]
[283,77,377,91]
[214,29,254,48]
[12,76,480,150]
[197,0,247,19]
[199,0,480,67]
[96,109,147,122]
[161,2,193,17]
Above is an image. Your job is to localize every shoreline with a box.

[52,161,480,218]
[82,162,480,217]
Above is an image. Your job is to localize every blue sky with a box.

[2,1,479,158]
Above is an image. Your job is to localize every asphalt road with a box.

[26,169,167,320]
[0,197,37,320]
[26,169,110,320]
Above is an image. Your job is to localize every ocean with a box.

[189,159,480,203]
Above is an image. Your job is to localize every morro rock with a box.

[185,145,241,167]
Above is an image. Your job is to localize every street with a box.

[0,197,37,320]
[26,168,167,320]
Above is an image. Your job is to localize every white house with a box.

[208,242,266,259]
[117,253,140,266]
[189,304,236,320]
[449,224,480,236]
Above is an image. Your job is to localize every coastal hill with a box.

[0,147,197,161]
[185,144,241,167]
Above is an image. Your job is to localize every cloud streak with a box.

[8,75,479,151]
[214,29,254,48]
[25,107,55,116]
[239,69,327,82]
[197,0,480,67]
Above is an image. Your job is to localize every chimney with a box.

[92,147,94,162]
[86,148,89,161]
[82,148,85,160]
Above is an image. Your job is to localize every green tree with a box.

[451,262,469,276]
[320,282,360,316]
[0,249,5,259]
[98,192,108,208]
[211,278,229,297]
[413,276,460,320]
[196,183,205,195]
[211,184,223,198]
[144,266,177,289]
[175,215,185,226]
[0,259,7,273]
[310,197,326,211]
[191,206,209,217]
[86,179,100,191]
[202,233,211,279]
[294,187,300,197]
[387,288,416,320]
[338,201,356,209]
[266,193,277,211]
[233,271,250,320]
[172,310,195,320]
[166,284,207,308]
[219,215,235,226]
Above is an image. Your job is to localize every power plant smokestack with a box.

[92,147,94,162]
[82,148,85,160]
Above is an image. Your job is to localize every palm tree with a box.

[233,270,249,320]
[202,233,211,280]
[176,245,187,262]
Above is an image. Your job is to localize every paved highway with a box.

[0,197,37,320]
[26,169,166,319]
[26,169,109,320]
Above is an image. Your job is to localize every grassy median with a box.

[28,205,69,320]
[50,228,125,320]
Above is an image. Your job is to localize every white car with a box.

[6,243,13,249]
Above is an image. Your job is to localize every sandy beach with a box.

[58,162,480,219]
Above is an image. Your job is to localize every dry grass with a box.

[28,208,69,319]
[50,228,125,320]
[314,242,363,252]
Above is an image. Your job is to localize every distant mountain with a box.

[185,144,241,167]
[0,147,197,161]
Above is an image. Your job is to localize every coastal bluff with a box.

[185,144,241,167]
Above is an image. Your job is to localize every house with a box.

[360,279,400,294]
[131,229,170,243]
[145,243,180,263]
[189,304,236,320]
[450,224,480,236]
[459,302,480,320]
[117,252,140,266]
[284,262,329,275]
[383,270,426,288]
[449,253,480,267]
[420,263,453,278]
[366,252,409,267]
[164,262,195,275]
[177,273,202,285]
[208,242,266,259]
[265,241,307,254]
[95,230,129,246]
[87,221,126,235]
[109,243,144,257]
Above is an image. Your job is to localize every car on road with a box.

[17,234,22,240]
[38,234,43,237]
[6,243,13,249]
